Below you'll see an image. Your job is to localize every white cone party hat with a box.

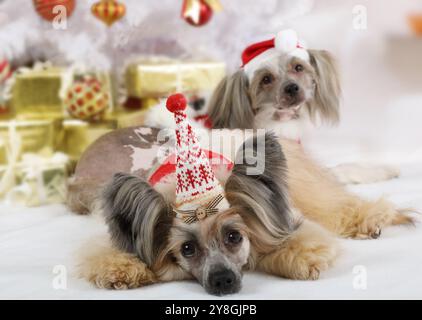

[165,93,229,224]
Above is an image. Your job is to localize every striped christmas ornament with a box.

[32,0,76,22]
[91,0,126,26]
[64,77,109,121]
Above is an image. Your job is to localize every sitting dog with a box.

[71,94,413,295]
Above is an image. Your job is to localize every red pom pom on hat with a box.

[166,93,187,113]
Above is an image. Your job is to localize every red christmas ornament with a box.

[182,0,213,27]
[32,0,76,22]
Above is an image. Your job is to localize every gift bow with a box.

[173,194,224,224]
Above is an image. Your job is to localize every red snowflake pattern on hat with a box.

[166,93,225,209]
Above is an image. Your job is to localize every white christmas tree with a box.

[0,0,314,70]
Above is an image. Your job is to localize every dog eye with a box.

[190,98,205,111]
[295,64,304,72]
[181,241,196,258]
[225,230,243,245]
[260,74,273,85]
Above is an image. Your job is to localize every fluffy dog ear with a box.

[102,173,172,267]
[307,49,341,125]
[207,70,255,129]
[225,132,298,244]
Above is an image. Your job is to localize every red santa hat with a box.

[166,93,230,224]
[241,29,309,78]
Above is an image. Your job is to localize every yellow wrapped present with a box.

[125,58,226,98]
[106,103,157,129]
[0,120,59,165]
[11,67,66,119]
[58,119,118,161]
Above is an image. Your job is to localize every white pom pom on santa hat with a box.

[274,29,298,53]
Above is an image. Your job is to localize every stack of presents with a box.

[0,58,226,206]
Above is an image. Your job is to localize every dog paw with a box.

[290,240,338,280]
[80,247,157,290]
[346,201,416,240]
[349,221,383,240]
[270,221,339,281]
[94,263,156,290]
[95,269,131,290]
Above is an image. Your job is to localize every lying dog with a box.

[70,94,413,295]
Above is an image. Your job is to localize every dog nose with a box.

[284,83,300,96]
[208,269,237,295]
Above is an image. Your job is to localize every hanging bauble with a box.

[91,0,126,27]
[0,59,12,115]
[0,59,12,84]
[32,0,76,22]
[182,0,222,27]
[64,76,109,121]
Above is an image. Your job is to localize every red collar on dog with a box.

[148,150,233,186]
[193,114,213,129]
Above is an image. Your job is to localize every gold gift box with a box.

[125,59,226,98]
[111,100,158,128]
[59,119,118,161]
[0,120,59,165]
[11,68,65,119]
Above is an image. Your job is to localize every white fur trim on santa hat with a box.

[244,29,310,79]
[243,48,280,79]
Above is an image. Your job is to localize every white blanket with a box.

[1,161,421,300]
